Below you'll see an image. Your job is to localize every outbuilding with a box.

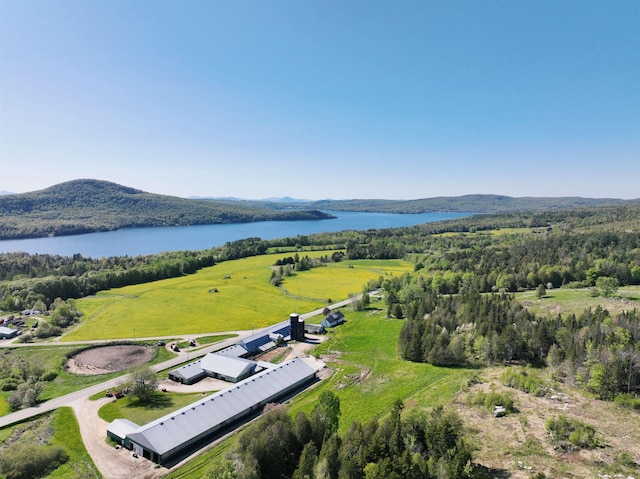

[0,326,19,339]
[107,419,140,448]
[167,361,207,385]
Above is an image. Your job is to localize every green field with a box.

[290,308,473,430]
[516,285,640,318]
[66,253,412,341]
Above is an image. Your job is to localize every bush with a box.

[501,368,548,397]
[471,390,516,414]
[614,393,640,410]
[1,378,19,391]
[33,322,62,339]
[0,444,68,479]
[546,415,598,451]
[41,370,58,382]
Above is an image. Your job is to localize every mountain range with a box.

[0,179,635,240]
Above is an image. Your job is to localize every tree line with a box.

[207,392,474,479]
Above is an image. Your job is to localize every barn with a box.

[200,354,260,383]
[238,320,291,354]
[167,361,207,385]
[113,358,317,465]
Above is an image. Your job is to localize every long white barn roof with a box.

[126,358,315,457]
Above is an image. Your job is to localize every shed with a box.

[107,419,140,448]
[305,323,325,334]
[0,327,19,339]
[168,361,207,385]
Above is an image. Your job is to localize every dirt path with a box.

[69,396,166,479]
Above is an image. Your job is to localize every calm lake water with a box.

[0,211,472,258]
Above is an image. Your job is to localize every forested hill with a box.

[0,179,334,240]
[291,195,629,213]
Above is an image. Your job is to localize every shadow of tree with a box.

[126,392,173,410]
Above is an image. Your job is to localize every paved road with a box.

[0,292,372,429]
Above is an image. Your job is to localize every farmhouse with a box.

[108,358,317,465]
[321,310,345,328]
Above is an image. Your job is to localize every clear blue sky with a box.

[1,0,638,200]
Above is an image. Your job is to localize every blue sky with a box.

[1,0,638,200]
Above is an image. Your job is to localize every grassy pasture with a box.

[280,258,410,301]
[517,285,640,318]
[66,253,412,341]
[291,308,473,430]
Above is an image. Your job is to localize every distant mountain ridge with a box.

[0,179,333,240]
[0,179,633,240]
[287,195,629,214]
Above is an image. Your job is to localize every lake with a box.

[0,211,472,258]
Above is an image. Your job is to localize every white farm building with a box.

[107,358,317,465]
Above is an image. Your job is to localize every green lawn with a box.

[67,253,412,341]
[99,391,213,425]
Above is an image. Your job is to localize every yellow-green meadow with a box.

[66,252,412,341]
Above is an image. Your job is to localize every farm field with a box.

[516,285,640,318]
[290,308,474,430]
[66,253,412,341]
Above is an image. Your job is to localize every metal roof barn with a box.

[122,358,316,465]
[200,354,259,382]
[238,320,290,353]
[167,361,206,385]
